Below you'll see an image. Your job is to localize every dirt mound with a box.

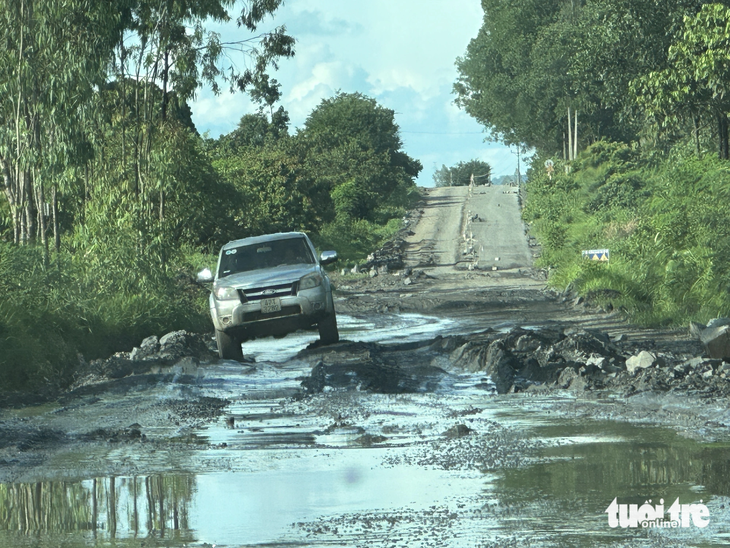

[439,325,715,395]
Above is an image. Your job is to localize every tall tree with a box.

[454,0,705,156]
[633,3,730,159]
[0,0,295,256]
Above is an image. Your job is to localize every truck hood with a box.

[215,264,319,290]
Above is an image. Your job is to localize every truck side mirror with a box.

[320,251,338,266]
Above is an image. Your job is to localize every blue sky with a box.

[189,0,518,187]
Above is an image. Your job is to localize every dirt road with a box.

[404,185,532,273]
[1,185,730,547]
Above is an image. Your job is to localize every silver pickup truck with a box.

[197,232,339,360]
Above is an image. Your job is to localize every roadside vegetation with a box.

[432,159,491,187]
[0,1,420,391]
[456,1,730,326]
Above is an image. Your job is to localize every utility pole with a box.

[510,145,522,187]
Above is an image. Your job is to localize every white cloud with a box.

[188,0,513,186]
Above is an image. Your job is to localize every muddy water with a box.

[2,315,730,547]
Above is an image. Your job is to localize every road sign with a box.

[545,159,555,180]
[582,249,610,261]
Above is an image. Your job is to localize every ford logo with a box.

[262,289,277,295]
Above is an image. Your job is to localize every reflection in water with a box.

[0,475,195,543]
[493,422,730,545]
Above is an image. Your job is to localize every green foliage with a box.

[454,0,704,153]
[433,159,491,187]
[313,216,403,265]
[0,242,209,390]
[526,140,730,325]
[296,92,422,223]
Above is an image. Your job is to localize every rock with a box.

[379,264,389,275]
[130,335,160,361]
[586,355,607,369]
[443,424,473,438]
[689,322,706,339]
[514,334,541,353]
[684,357,708,370]
[369,269,378,278]
[403,277,412,286]
[625,351,660,373]
[700,324,730,359]
[557,367,579,388]
[141,335,160,350]
[350,265,360,274]
[354,434,388,447]
[341,268,348,276]
[707,317,730,329]
[611,334,626,343]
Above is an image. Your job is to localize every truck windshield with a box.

[218,237,315,278]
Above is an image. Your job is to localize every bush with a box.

[526,141,730,326]
[0,241,210,391]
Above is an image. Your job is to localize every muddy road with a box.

[2,186,730,547]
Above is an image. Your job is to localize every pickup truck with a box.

[197,232,339,360]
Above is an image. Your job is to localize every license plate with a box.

[260,297,281,314]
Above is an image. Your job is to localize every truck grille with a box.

[239,282,297,303]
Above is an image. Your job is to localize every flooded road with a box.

[2,312,730,547]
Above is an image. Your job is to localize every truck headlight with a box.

[299,274,323,290]
[214,286,239,301]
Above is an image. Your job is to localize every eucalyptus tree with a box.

[0,0,123,253]
[0,0,295,260]
[454,0,706,156]
[633,3,730,159]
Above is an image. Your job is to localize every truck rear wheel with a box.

[216,329,243,361]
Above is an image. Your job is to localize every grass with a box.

[525,141,730,326]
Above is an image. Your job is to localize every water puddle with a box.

[242,312,456,362]
[3,388,730,546]
[2,314,730,546]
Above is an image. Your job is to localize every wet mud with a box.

[3,186,730,545]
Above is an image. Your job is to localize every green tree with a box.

[454,0,705,156]
[433,159,491,187]
[296,92,422,222]
[633,3,730,159]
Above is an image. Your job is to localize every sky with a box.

[189,0,519,187]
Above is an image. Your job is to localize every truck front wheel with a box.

[318,312,339,345]
[216,329,243,361]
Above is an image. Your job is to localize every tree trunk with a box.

[35,169,48,266]
[719,113,729,160]
[23,170,35,244]
[52,185,60,253]
[161,49,169,121]
[567,106,573,161]
[693,114,701,156]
